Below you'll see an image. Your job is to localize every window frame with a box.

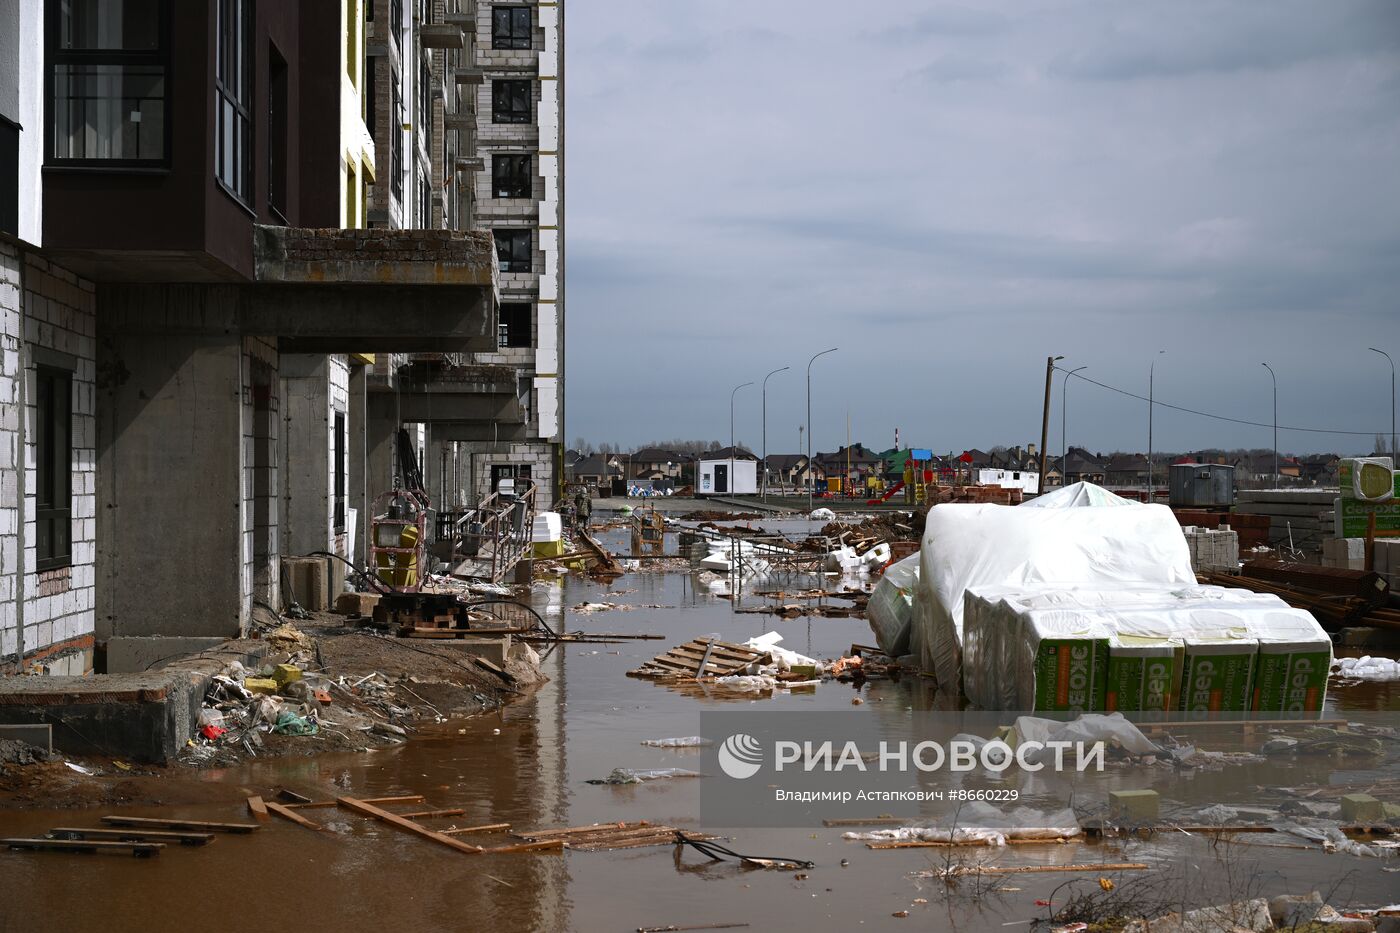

[491,79,531,124]
[267,42,289,221]
[390,82,404,204]
[491,153,531,199]
[333,411,347,533]
[493,228,531,274]
[498,301,531,348]
[491,6,532,50]
[214,0,254,206]
[44,0,173,169]
[35,365,74,572]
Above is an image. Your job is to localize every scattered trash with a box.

[640,737,713,748]
[1333,656,1400,681]
[63,762,94,776]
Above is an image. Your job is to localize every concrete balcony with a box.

[454,66,485,86]
[419,22,465,49]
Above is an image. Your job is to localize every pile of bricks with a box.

[1183,526,1240,573]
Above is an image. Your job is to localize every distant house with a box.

[814,444,884,485]
[1299,454,1340,487]
[763,453,823,491]
[1060,447,1107,485]
[628,448,683,480]
[567,454,621,486]
[1233,454,1303,487]
[1105,453,1150,487]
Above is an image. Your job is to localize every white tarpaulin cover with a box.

[916,501,1196,690]
[867,553,920,656]
[1022,481,1137,509]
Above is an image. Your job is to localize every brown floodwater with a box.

[1,543,1398,932]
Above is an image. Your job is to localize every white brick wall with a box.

[0,246,97,669]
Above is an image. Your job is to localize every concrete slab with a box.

[106,636,230,673]
[0,639,267,762]
[0,723,53,752]
[430,636,510,667]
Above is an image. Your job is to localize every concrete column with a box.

[280,354,331,559]
[347,365,368,566]
[365,390,399,559]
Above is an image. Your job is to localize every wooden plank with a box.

[3,837,162,856]
[822,817,903,827]
[337,796,485,854]
[440,822,511,836]
[866,837,1075,850]
[101,816,259,834]
[937,862,1149,875]
[246,795,270,824]
[49,827,214,846]
[401,808,466,820]
[266,801,326,832]
[284,794,425,810]
[482,839,565,854]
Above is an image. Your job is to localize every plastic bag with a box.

[1009,713,1161,762]
[273,710,319,736]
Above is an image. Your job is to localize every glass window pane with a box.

[61,0,162,51]
[52,65,165,161]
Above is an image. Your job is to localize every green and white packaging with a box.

[1179,635,1257,716]
[1105,635,1179,716]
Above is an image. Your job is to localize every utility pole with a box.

[761,366,789,501]
[1062,365,1087,484]
[730,381,753,497]
[807,347,838,513]
[1262,362,1278,483]
[1038,355,1063,494]
[1147,350,1165,501]
[1370,348,1396,463]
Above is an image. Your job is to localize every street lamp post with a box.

[730,381,753,497]
[1262,362,1278,484]
[807,348,839,513]
[761,366,789,501]
[1062,365,1087,484]
[1147,350,1165,501]
[1370,348,1396,463]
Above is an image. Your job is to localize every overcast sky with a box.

[563,1,1400,458]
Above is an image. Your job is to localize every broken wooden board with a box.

[246,795,270,824]
[4,837,162,857]
[627,638,768,680]
[49,827,214,846]
[266,801,326,832]
[440,822,512,836]
[338,796,486,854]
[400,808,466,820]
[513,821,715,851]
[283,794,425,810]
[100,816,259,834]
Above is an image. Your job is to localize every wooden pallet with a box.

[513,821,715,851]
[627,638,768,679]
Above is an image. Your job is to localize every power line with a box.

[1056,366,1380,437]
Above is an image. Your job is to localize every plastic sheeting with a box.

[962,584,1329,712]
[867,553,920,657]
[1007,713,1161,761]
[1022,481,1137,509]
[1333,656,1400,681]
[916,502,1196,689]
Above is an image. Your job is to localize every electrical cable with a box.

[673,831,814,869]
[1057,366,1382,437]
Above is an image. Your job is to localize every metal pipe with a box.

[1262,362,1277,483]
[730,381,753,497]
[1062,365,1087,485]
[1147,350,1165,500]
[806,348,838,512]
[1370,348,1396,463]
[761,366,789,501]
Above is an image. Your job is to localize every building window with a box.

[47,0,169,165]
[390,0,403,48]
[492,154,530,199]
[35,367,72,571]
[366,58,377,141]
[334,411,346,533]
[390,83,403,203]
[493,228,530,273]
[498,302,531,348]
[491,79,530,124]
[492,6,531,50]
[268,44,288,219]
[215,0,253,204]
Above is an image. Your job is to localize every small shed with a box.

[698,457,757,496]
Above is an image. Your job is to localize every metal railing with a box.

[444,481,537,582]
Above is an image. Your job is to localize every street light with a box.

[761,366,789,501]
[1370,348,1396,463]
[1062,365,1087,484]
[1147,350,1165,501]
[730,381,753,497]
[807,347,839,512]
[1262,363,1278,484]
